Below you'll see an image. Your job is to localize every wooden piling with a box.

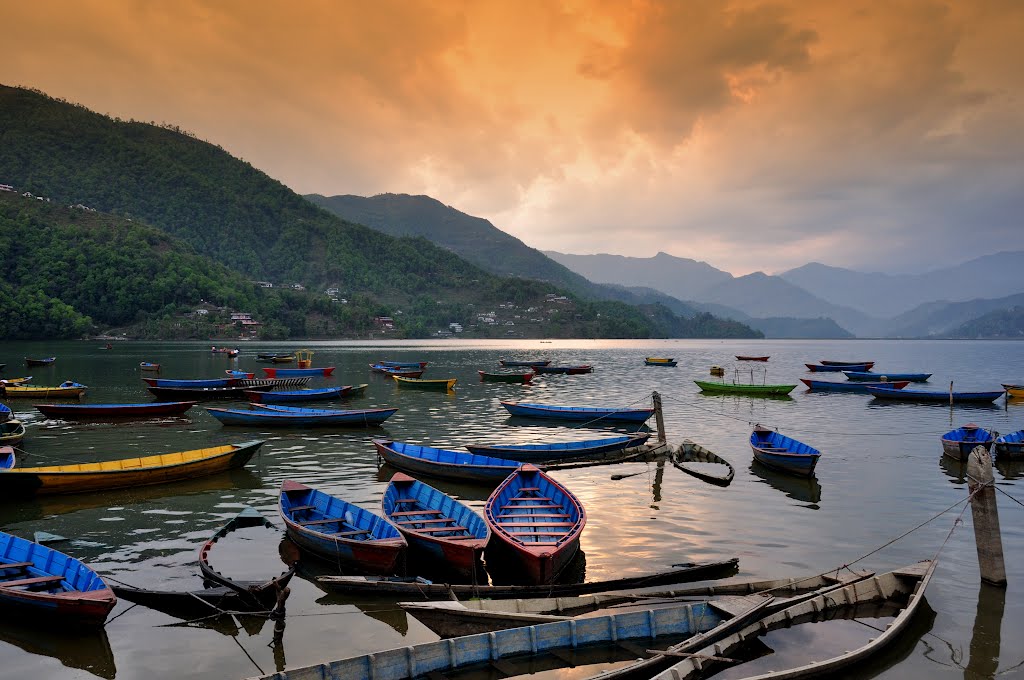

[967,445,1006,586]
[652,391,666,443]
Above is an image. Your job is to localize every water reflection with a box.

[0,620,116,679]
[995,459,1024,481]
[938,455,967,485]
[966,583,1005,679]
[749,461,822,506]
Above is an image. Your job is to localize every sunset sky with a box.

[3,1,1022,275]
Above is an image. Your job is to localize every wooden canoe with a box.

[278,480,406,573]
[820,359,875,368]
[499,359,550,367]
[139,362,161,371]
[261,367,336,377]
[673,439,735,486]
[315,558,739,597]
[804,363,872,372]
[392,375,457,390]
[245,386,350,403]
[843,370,932,382]
[940,423,997,461]
[198,507,296,610]
[533,364,594,374]
[0,446,14,469]
[0,440,264,498]
[0,420,26,445]
[381,473,489,578]
[478,370,534,383]
[25,357,56,366]
[465,433,651,462]
[484,463,585,584]
[0,530,116,625]
[695,380,797,396]
[209,405,397,427]
[647,561,935,680]
[146,384,273,400]
[2,383,87,399]
[33,401,198,419]
[112,583,276,619]
[800,378,910,393]
[866,386,1004,403]
[373,439,519,484]
[750,425,821,477]
[400,565,870,637]
[736,355,770,361]
[995,430,1024,459]
[500,401,655,423]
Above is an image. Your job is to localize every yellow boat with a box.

[0,376,33,386]
[1,382,87,398]
[0,420,26,445]
[0,440,264,498]
[1006,385,1024,399]
[392,375,457,390]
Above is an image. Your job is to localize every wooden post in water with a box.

[652,391,666,443]
[967,445,1007,586]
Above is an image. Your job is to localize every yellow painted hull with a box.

[1008,386,1024,399]
[0,441,264,497]
[392,376,457,390]
[2,385,87,398]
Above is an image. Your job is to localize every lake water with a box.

[1,338,1022,680]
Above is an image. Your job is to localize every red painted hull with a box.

[33,401,197,418]
[0,585,116,626]
[735,356,769,361]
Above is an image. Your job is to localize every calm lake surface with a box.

[1,338,1022,680]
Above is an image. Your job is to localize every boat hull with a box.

[245,387,349,403]
[33,401,197,418]
[465,433,650,462]
[499,360,550,367]
[749,426,820,477]
[2,385,86,398]
[800,379,910,393]
[805,363,872,372]
[500,401,654,423]
[393,376,457,390]
[146,384,273,400]
[866,387,1004,403]
[844,371,932,382]
[736,356,770,361]
[533,365,593,374]
[374,440,518,484]
[208,407,396,427]
[261,367,335,377]
[478,371,534,383]
[695,380,797,396]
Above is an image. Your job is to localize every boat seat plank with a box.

[390,510,443,517]
[497,521,575,527]
[415,526,468,534]
[505,532,567,536]
[519,487,541,491]
[393,499,418,504]
[0,562,34,570]
[510,497,552,502]
[445,535,482,540]
[0,575,64,588]
[288,505,315,512]
[496,513,569,518]
[323,529,372,537]
[298,518,349,526]
[501,503,562,509]
[395,518,456,525]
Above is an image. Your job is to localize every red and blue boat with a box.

[799,379,910,393]
[804,363,872,373]
[369,363,424,378]
[261,367,336,378]
[940,424,998,461]
[0,447,14,469]
[245,386,351,403]
[484,464,586,584]
[378,361,429,369]
[843,371,932,382]
[749,425,821,477]
[821,360,875,367]
[381,472,489,578]
[33,401,198,419]
[465,433,651,462]
[279,480,406,573]
[0,530,116,625]
[533,364,593,374]
[500,401,654,423]
[866,386,1004,403]
[373,439,519,484]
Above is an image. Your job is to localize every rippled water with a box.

[1,338,1023,679]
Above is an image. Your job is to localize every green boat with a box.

[694,380,797,396]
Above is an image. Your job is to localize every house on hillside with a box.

[374,316,395,331]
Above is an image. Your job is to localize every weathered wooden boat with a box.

[146,384,273,400]
[533,364,594,374]
[866,386,1004,403]
[0,531,116,625]
[381,473,489,578]
[820,359,875,367]
[1,382,87,399]
[843,370,932,382]
[237,377,312,388]
[143,376,237,388]
[112,583,276,619]
[750,425,821,477]
[378,361,429,369]
[800,378,910,393]
[646,560,935,680]
[392,375,457,390]
[345,383,369,396]
[0,440,264,498]
[210,346,235,354]
[278,480,406,573]
[256,353,293,362]
[500,401,655,423]
[198,507,296,610]
[369,363,424,377]
[209,405,397,427]
[373,439,520,483]
[644,357,677,366]
[398,565,871,637]
[25,357,56,367]
[499,359,550,367]
[736,355,770,361]
[673,439,735,486]
[261,366,336,378]
[245,386,350,403]
[270,355,295,363]
[477,370,534,383]
[315,558,739,597]
[0,421,26,446]
[226,369,255,379]
[139,361,161,371]
[940,423,997,461]
[995,430,1024,459]
[465,433,651,462]
[0,376,32,386]
[804,362,872,372]
[695,380,797,396]
[0,403,10,423]
[485,463,585,584]
[33,401,198,419]
[0,446,14,469]
[709,365,725,376]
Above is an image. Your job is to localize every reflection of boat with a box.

[750,460,822,504]
[750,425,821,477]
[673,439,734,486]
[500,401,654,423]
[695,380,796,396]
[938,454,967,484]
[941,423,997,461]
[0,616,116,678]
[316,558,739,597]
[995,458,1024,480]
[465,433,650,462]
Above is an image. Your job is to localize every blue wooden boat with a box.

[499,359,550,367]
[378,360,429,369]
[208,405,397,427]
[245,386,351,403]
[25,357,56,367]
[139,361,161,371]
[0,403,10,423]
[142,377,237,388]
[373,439,519,484]
[941,424,998,461]
[278,480,405,573]
[464,433,651,462]
[381,472,489,578]
[866,386,1004,403]
[485,464,586,583]
[804,362,872,372]
[820,360,875,368]
[0,447,14,469]
[800,379,910,393]
[0,530,116,625]
[749,425,821,477]
[995,430,1024,459]
[843,371,932,382]
[225,369,254,379]
[533,364,594,374]
[500,401,655,423]
[369,363,424,377]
